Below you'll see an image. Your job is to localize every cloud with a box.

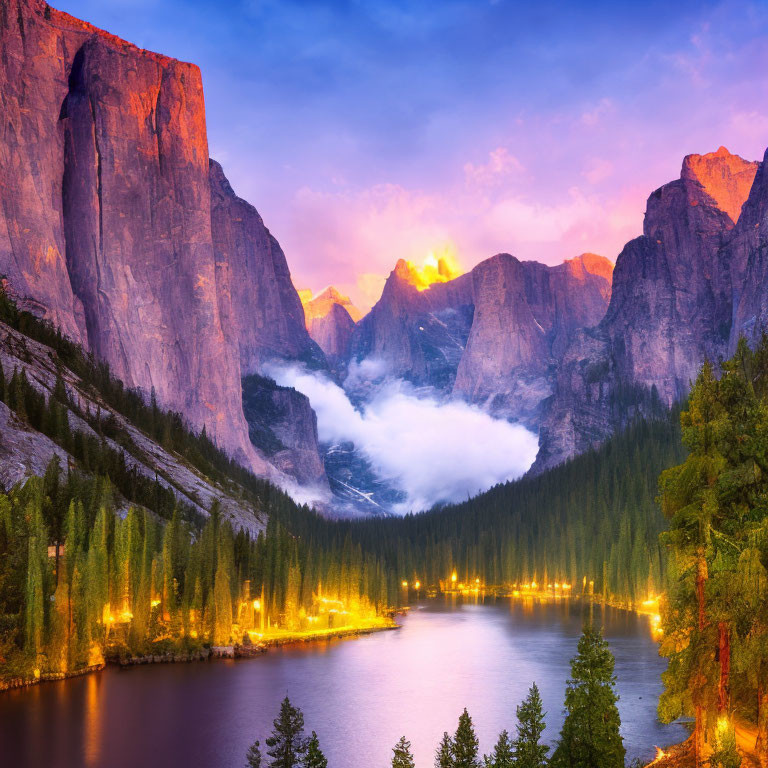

[464,147,525,188]
[266,364,539,514]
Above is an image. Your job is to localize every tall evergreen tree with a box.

[265,697,308,768]
[484,730,514,768]
[246,740,262,768]
[513,683,548,768]
[453,709,481,768]
[391,736,415,768]
[303,732,327,768]
[435,732,454,768]
[551,627,624,768]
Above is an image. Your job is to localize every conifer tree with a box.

[551,627,624,768]
[265,697,308,768]
[484,730,514,768]
[246,739,262,768]
[392,736,415,768]
[513,683,548,768]
[303,732,327,768]
[453,709,481,768]
[435,731,454,768]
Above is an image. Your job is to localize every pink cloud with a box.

[463,148,525,188]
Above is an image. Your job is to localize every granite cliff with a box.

[348,252,612,424]
[0,0,325,488]
[536,147,760,470]
[301,286,360,366]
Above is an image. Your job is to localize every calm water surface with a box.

[0,598,687,768]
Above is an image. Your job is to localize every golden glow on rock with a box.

[401,246,462,291]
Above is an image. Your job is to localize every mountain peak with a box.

[301,285,362,324]
[681,147,759,224]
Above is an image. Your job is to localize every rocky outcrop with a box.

[0,1,326,489]
[301,287,360,363]
[347,252,612,423]
[452,253,613,420]
[242,374,327,489]
[0,320,265,534]
[210,161,323,373]
[349,260,474,390]
[537,147,760,471]
[728,147,768,347]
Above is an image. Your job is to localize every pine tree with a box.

[435,731,454,768]
[265,697,308,768]
[483,730,514,768]
[513,683,548,768]
[303,732,327,768]
[453,709,481,768]
[392,736,415,768]
[551,626,624,768]
[246,739,262,768]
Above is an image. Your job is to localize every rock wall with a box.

[0,0,323,483]
[536,147,760,471]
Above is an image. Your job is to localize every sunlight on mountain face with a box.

[403,245,463,290]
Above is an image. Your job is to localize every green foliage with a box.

[303,732,327,768]
[391,736,415,768]
[265,697,308,768]
[710,721,741,768]
[246,740,262,768]
[551,626,625,768]
[483,730,514,768]
[453,709,481,768]
[340,413,683,605]
[513,684,548,768]
[436,732,454,768]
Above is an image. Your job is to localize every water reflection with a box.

[0,598,687,768]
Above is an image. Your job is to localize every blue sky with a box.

[55,0,768,307]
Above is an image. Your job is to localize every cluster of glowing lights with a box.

[653,747,666,763]
[403,247,462,291]
[651,614,663,635]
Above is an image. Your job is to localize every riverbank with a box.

[0,619,398,692]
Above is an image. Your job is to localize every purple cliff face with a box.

[0,1,325,481]
[536,147,760,472]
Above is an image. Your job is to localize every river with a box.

[0,597,688,768]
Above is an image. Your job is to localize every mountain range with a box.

[3,1,768,515]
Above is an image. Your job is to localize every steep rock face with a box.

[209,160,323,373]
[59,34,261,469]
[537,147,759,471]
[453,253,613,420]
[681,145,759,224]
[241,375,326,488]
[301,286,359,363]
[0,0,263,471]
[0,320,265,534]
[348,260,474,390]
[0,1,329,488]
[729,148,768,347]
[0,0,89,343]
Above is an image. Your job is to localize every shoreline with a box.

[0,620,399,693]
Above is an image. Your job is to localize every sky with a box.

[57,0,768,310]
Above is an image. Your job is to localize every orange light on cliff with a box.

[403,246,462,291]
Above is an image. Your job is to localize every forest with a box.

[657,337,768,768]
[0,286,690,687]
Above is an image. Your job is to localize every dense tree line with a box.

[0,460,391,684]
[658,336,768,768]
[339,415,684,606]
[0,287,686,612]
